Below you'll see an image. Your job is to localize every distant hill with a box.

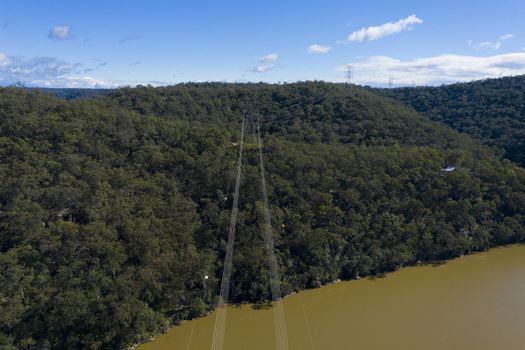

[1,83,524,349]
[376,75,525,166]
[107,82,491,154]
[27,87,110,100]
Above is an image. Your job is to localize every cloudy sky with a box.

[1,0,525,88]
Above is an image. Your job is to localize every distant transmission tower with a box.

[345,65,353,84]
[388,77,394,89]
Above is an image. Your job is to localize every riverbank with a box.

[137,244,525,350]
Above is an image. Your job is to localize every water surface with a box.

[138,245,525,350]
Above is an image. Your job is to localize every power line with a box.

[211,114,245,350]
[256,115,289,350]
[209,84,350,348]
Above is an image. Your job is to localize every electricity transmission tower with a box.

[345,65,353,84]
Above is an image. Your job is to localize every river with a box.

[137,244,525,349]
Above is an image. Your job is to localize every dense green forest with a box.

[377,75,525,166]
[28,88,109,100]
[1,82,525,349]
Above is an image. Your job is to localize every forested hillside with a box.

[32,88,109,100]
[1,83,525,349]
[377,75,525,166]
[108,82,489,153]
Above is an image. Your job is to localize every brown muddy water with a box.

[138,244,525,350]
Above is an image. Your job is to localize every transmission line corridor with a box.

[211,115,245,350]
[210,113,289,350]
[256,115,289,350]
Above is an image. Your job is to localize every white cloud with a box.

[253,53,278,73]
[347,14,423,42]
[29,75,108,88]
[338,53,525,85]
[469,33,515,51]
[48,25,71,39]
[308,44,332,54]
[499,33,514,41]
[1,55,80,82]
[0,52,11,67]
[0,52,176,88]
[470,41,501,50]
[254,64,275,73]
[258,53,278,62]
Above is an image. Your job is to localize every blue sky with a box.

[1,0,524,87]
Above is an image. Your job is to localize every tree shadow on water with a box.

[366,272,387,281]
[251,302,273,310]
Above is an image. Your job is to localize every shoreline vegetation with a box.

[1,78,525,349]
[135,243,524,350]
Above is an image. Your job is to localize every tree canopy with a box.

[1,81,524,349]
[377,75,525,166]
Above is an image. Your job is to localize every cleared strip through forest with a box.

[211,115,245,350]
[256,115,289,350]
